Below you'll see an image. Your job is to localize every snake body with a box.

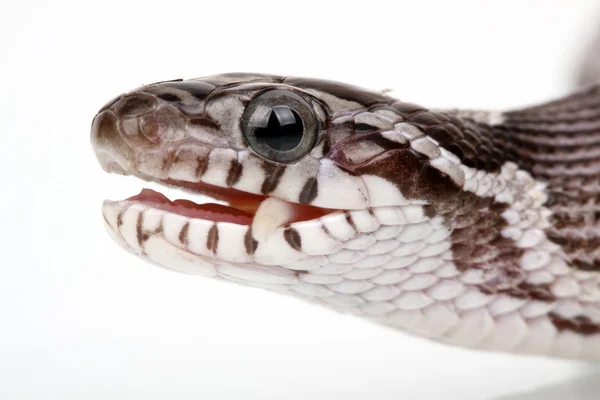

[91,73,600,361]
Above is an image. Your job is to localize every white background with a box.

[1,1,600,399]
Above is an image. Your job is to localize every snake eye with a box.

[242,90,318,163]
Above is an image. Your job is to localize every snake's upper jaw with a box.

[90,88,335,238]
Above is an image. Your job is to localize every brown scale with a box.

[432,191,556,301]
[398,88,600,334]
[329,95,600,336]
[496,85,600,273]
[328,108,554,302]
[550,313,600,335]
[390,105,509,173]
[387,85,600,274]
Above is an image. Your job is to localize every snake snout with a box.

[91,110,136,175]
[91,89,194,177]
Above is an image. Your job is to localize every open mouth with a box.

[122,179,333,229]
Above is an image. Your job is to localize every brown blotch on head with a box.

[283,227,302,251]
[367,131,410,150]
[328,116,355,144]
[349,148,424,200]
[189,117,220,131]
[157,93,181,102]
[329,131,410,170]
[206,224,219,254]
[412,162,462,203]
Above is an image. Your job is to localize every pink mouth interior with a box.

[128,189,255,225]
[126,180,331,225]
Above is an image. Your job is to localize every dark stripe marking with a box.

[321,224,332,238]
[345,213,358,233]
[178,222,190,245]
[207,224,219,254]
[189,117,220,130]
[244,228,258,255]
[298,177,318,204]
[479,281,555,303]
[157,93,181,102]
[355,123,380,133]
[549,313,600,335]
[195,156,209,179]
[261,164,285,194]
[162,150,177,171]
[226,157,242,187]
[283,227,302,251]
[136,213,144,247]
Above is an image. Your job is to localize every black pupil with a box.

[254,106,304,151]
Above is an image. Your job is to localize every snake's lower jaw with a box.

[99,195,329,284]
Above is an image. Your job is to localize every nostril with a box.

[113,93,157,118]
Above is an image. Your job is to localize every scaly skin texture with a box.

[91,73,600,361]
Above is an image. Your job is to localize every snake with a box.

[91,71,600,362]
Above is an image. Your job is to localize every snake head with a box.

[90,73,600,361]
[90,72,471,277]
[92,73,466,214]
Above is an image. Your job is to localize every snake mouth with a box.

[126,189,255,225]
[119,178,333,228]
